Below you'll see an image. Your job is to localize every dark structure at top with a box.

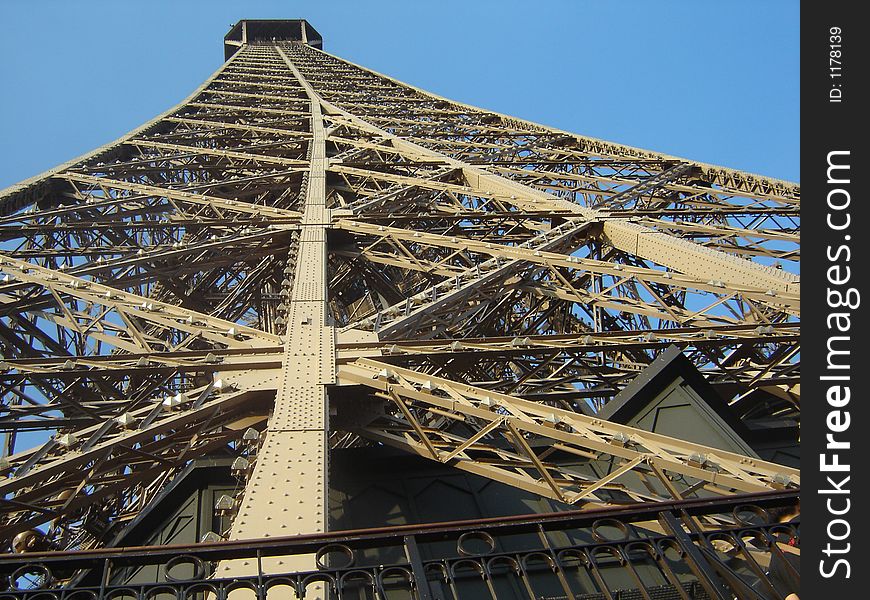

[224,19,322,59]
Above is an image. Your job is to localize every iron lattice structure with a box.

[0,20,799,590]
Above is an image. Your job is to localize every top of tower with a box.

[224,19,322,60]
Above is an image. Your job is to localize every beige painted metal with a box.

[461,165,797,294]
[334,219,799,310]
[601,220,799,295]
[0,383,261,494]
[0,34,800,557]
[58,172,304,221]
[0,254,280,349]
[335,323,800,360]
[308,45,799,204]
[163,116,312,138]
[322,107,798,302]
[334,211,795,340]
[129,138,310,167]
[337,358,800,505]
[218,47,332,588]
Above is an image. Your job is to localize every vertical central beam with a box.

[219,45,333,583]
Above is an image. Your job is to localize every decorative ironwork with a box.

[0,492,799,600]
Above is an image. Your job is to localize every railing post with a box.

[99,557,110,600]
[658,510,732,600]
[256,549,265,600]
[535,523,575,599]
[403,535,433,600]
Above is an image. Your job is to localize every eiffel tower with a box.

[0,20,799,599]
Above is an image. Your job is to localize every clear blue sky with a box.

[0,0,799,190]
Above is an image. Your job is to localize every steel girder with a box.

[0,36,798,554]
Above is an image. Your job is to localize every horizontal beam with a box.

[0,254,281,348]
[339,358,799,506]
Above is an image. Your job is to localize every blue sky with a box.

[0,0,799,190]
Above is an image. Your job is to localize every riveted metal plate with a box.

[222,48,334,588]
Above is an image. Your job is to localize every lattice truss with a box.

[0,41,799,552]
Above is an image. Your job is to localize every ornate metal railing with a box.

[0,491,799,600]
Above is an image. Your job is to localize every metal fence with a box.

[0,491,799,600]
